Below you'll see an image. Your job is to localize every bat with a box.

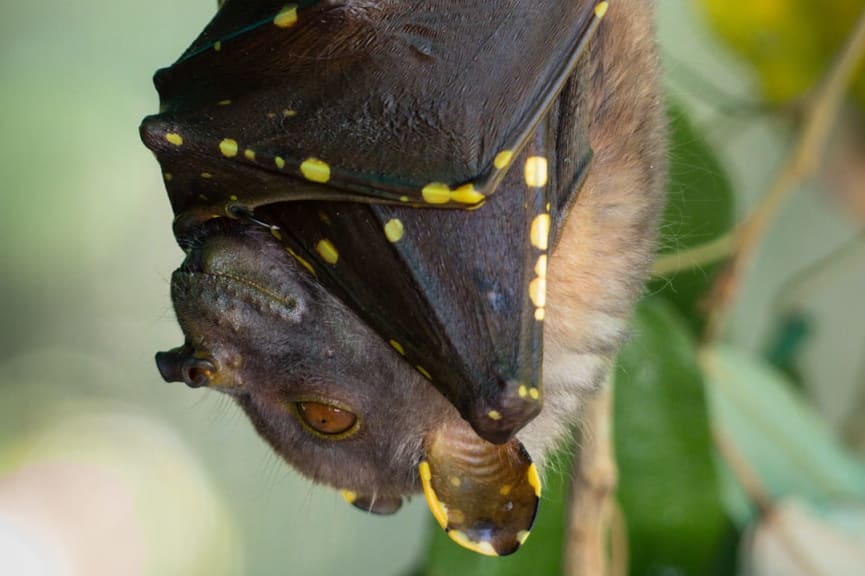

[141,0,665,557]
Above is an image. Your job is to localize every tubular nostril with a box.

[181,358,216,388]
[155,346,191,383]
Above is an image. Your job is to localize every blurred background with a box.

[0,1,863,575]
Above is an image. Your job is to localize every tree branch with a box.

[652,7,865,299]
[565,383,617,576]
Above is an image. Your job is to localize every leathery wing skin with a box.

[419,422,541,556]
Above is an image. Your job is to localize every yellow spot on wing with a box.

[422,182,484,205]
[527,463,542,498]
[163,172,173,181]
[340,489,357,504]
[595,1,609,18]
[524,156,548,187]
[165,133,183,146]
[535,255,548,278]
[529,277,546,308]
[300,157,331,183]
[530,214,550,250]
[518,385,528,398]
[448,508,466,525]
[449,476,461,487]
[499,484,512,496]
[219,138,238,157]
[450,184,484,205]
[416,366,432,380]
[389,340,405,356]
[419,461,432,482]
[213,41,222,51]
[286,247,316,276]
[448,531,498,557]
[516,530,531,545]
[422,182,450,204]
[275,156,285,169]
[533,255,548,321]
[270,227,283,241]
[384,219,405,243]
[487,410,502,421]
[218,99,232,106]
[419,461,449,530]
[273,4,298,28]
[244,149,256,161]
[494,150,513,170]
[529,388,540,400]
[315,239,339,264]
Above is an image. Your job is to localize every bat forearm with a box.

[525,1,666,464]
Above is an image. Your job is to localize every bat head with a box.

[156,219,540,556]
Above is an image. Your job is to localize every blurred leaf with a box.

[0,405,243,576]
[415,442,574,576]
[701,344,865,528]
[762,311,813,389]
[695,0,865,110]
[823,124,865,222]
[614,298,727,575]
[650,103,735,333]
[748,499,865,576]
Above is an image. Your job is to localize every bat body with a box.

[143,0,664,556]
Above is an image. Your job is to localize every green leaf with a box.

[650,103,735,333]
[415,442,574,576]
[701,344,865,527]
[762,311,813,389]
[614,298,727,575]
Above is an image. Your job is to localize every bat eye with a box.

[296,402,358,436]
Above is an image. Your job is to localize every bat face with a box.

[143,0,665,558]
[157,219,541,555]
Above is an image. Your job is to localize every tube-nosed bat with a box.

[141,0,665,557]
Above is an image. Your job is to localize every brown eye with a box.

[296,402,358,436]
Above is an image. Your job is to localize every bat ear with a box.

[418,421,541,556]
[340,491,403,516]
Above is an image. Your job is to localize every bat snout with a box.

[155,345,219,390]
[155,346,187,383]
